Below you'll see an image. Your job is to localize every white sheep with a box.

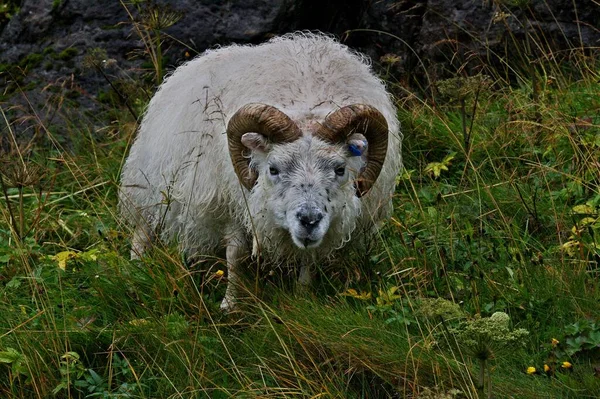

[120,32,403,310]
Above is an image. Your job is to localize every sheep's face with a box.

[242,134,365,249]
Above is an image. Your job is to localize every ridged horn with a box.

[227,103,302,189]
[315,104,388,197]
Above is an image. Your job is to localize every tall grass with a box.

[1,4,599,398]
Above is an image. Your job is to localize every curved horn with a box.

[227,103,302,189]
[315,104,388,197]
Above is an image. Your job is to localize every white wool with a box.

[120,32,403,267]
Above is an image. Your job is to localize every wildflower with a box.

[551,338,559,347]
[380,53,401,65]
[561,361,572,370]
[526,366,537,375]
[448,312,530,361]
[492,11,510,23]
[141,3,183,30]
[543,364,550,373]
[416,298,465,321]
[215,270,224,278]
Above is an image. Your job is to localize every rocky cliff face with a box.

[1,0,598,142]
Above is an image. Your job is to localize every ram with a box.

[120,33,403,310]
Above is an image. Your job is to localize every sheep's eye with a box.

[334,166,346,176]
[269,166,280,176]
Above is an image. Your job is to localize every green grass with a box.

[1,17,600,399]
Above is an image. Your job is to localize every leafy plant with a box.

[364,286,417,326]
[561,320,600,358]
[424,152,456,179]
[0,347,30,383]
[66,354,141,398]
[562,199,600,263]
[52,351,86,395]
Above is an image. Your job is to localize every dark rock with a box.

[1,0,598,145]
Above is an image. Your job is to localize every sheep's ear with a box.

[347,133,368,157]
[241,132,270,153]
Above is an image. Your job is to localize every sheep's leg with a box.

[295,265,313,298]
[298,265,312,287]
[221,230,247,312]
[130,225,153,260]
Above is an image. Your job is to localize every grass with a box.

[1,7,600,398]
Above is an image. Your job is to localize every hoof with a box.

[219,295,236,313]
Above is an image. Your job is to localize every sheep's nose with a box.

[296,206,323,232]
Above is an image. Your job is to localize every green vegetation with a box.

[18,53,44,69]
[122,0,183,85]
[0,0,20,29]
[1,6,599,399]
[54,48,79,62]
[0,48,80,102]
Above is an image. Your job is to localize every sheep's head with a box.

[227,103,388,249]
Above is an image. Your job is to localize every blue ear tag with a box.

[348,143,363,157]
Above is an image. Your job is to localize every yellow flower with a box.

[551,338,559,347]
[215,270,225,277]
[543,364,550,373]
[526,366,537,375]
[561,361,572,369]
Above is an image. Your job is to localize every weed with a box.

[120,0,183,86]
[446,312,530,398]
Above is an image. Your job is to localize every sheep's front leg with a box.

[220,230,247,312]
[298,265,312,286]
[130,225,153,260]
[298,265,312,287]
